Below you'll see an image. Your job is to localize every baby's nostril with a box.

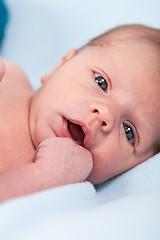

[93,109,99,113]
[102,121,107,126]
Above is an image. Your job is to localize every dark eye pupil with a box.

[95,76,108,92]
[123,123,134,144]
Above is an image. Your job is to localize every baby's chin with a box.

[86,170,105,185]
[86,164,117,185]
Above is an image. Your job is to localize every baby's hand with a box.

[35,137,93,186]
[0,137,93,202]
[0,57,5,82]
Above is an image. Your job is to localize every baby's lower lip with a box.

[0,57,5,82]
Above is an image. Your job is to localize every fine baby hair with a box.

[87,24,160,48]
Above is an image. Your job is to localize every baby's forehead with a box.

[105,40,159,77]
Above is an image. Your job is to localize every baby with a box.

[0,24,160,202]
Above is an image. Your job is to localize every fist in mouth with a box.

[35,137,93,186]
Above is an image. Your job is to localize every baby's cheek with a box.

[87,144,121,184]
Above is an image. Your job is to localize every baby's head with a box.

[30,24,160,184]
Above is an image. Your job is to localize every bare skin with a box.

[0,60,35,175]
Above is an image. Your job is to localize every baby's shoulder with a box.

[2,59,33,90]
[0,59,34,114]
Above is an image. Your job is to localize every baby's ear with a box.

[61,48,77,62]
[41,48,77,83]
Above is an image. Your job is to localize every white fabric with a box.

[0,0,160,239]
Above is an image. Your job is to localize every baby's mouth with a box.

[67,120,85,146]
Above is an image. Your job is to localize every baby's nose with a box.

[89,102,115,133]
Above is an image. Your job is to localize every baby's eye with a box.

[123,123,134,144]
[95,73,108,92]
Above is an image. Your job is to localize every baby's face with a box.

[30,42,160,184]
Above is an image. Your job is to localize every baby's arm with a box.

[0,137,93,202]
